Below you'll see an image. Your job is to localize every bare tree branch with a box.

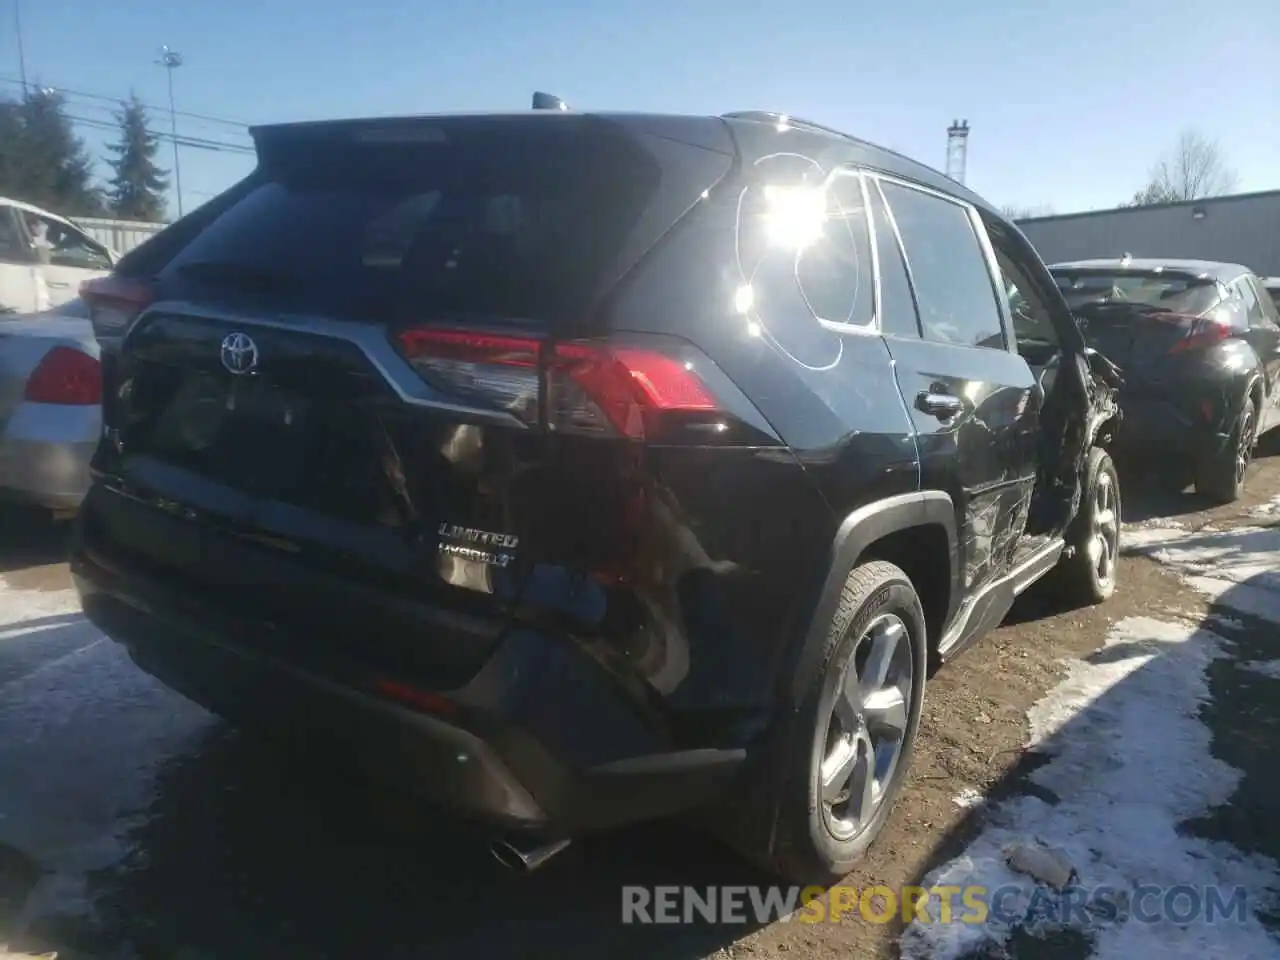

[1130,129,1238,206]
[1000,203,1056,221]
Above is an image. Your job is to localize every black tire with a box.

[1054,447,1121,605]
[746,560,928,885]
[1196,400,1258,504]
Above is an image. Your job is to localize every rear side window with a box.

[160,118,663,326]
[1233,277,1266,327]
[1249,277,1280,326]
[792,172,874,328]
[879,182,1005,350]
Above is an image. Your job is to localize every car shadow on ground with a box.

[894,540,1280,959]
[1116,429,1280,524]
[0,507,70,575]
[12,726,781,959]
[0,613,780,960]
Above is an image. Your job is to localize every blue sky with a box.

[8,0,1278,220]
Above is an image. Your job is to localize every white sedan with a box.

[0,299,100,517]
[1,195,116,314]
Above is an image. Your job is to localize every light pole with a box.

[157,45,184,218]
[14,0,28,92]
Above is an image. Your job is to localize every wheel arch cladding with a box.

[786,491,956,705]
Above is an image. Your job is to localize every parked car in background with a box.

[0,196,117,314]
[73,105,1120,884]
[0,300,101,516]
[1049,258,1280,502]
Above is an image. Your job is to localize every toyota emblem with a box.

[220,332,259,375]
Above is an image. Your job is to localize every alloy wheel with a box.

[1236,406,1257,486]
[819,614,914,842]
[1087,468,1120,589]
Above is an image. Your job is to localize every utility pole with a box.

[158,45,184,218]
[14,0,28,93]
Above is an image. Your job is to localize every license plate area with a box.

[146,373,313,495]
[142,372,399,524]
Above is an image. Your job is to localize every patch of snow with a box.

[1120,526,1193,549]
[1126,517,1186,530]
[899,616,1280,960]
[0,579,210,943]
[1184,575,1280,624]
[1250,495,1280,520]
[1239,660,1280,681]
[953,788,986,810]
[0,580,81,627]
[1125,525,1280,625]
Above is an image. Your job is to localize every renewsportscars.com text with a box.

[621,883,1250,927]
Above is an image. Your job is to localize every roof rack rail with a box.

[721,111,853,141]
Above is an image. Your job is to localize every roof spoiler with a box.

[532,91,570,111]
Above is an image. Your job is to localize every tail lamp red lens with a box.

[24,346,101,405]
[1165,312,1233,355]
[395,328,719,439]
[372,677,455,716]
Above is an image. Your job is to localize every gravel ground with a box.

[0,436,1277,960]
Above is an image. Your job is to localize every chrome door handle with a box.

[47,280,70,289]
[916,391,964,420]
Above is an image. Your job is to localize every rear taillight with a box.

[80,275,155,341]
[549,342,717,439]
[1167,312,1234,354]
[24,346,101,405]
[395,328,721,440]
[397,329,541,421]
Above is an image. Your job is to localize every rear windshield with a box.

[159,118,662,325]
[1050,269,1222,316]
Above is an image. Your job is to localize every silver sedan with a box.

[0,298,100,517]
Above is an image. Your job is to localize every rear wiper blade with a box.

[176,260,299,291]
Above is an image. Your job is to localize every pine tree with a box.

[105,93,169,221]
[9,89,104,216]
[0,99,23,198]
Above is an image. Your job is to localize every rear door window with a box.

[879,181,1006,350]
[160,118,664,327]
[0,205,33,264]
[26,213,112,270]
[867,180,920,340]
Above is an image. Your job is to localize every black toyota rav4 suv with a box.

[73,105,1121,884]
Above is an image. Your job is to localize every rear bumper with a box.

[71,532,744,836]
[1113,394,1228,460]
[0,403,98,511]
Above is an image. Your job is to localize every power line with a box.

[0,74,252,130]
[64,114,255,155]
[48,93,252,143]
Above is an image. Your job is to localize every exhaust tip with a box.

[490,839,530,872]
[490,837,570,873]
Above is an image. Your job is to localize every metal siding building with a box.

[1016,190,1280,277]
